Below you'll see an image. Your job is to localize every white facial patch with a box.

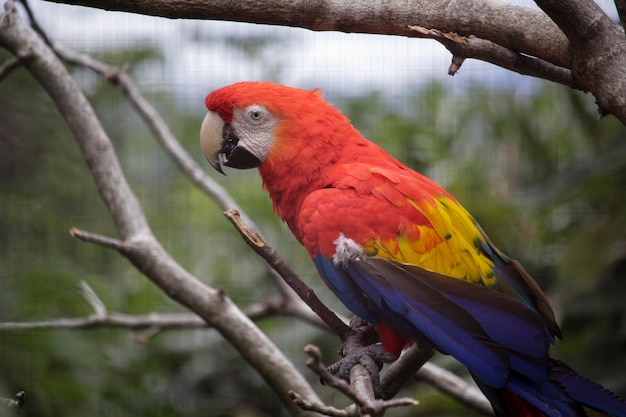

[231,105,279,163]
[332,233,365,268]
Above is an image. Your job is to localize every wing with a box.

[299,162,560,341]
[298,162,560,387]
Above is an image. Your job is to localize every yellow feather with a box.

[369,195,497,287]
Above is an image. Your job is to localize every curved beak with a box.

[200,110,264,174]
[200,111,226,175]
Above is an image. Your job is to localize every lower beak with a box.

[200,111,226,174]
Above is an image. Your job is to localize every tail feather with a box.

[477,360,626,417]
[551,359,626,417]
[474,374,580,417]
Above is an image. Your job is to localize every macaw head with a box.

[200,81,353,175]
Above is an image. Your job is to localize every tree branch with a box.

[379,343,435,400]
[50,38,324,325]
[0,279,283,333]
[0,311,204,332]
[0,4,322,415]
[617,0,626,28]
[409,26,578,89]
[224,209,350,340]
[534,0,626,120]
[43,0,568,68]
[416,362,494,416]
[40,0,626,123]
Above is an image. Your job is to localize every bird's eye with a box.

[245,105,267,124]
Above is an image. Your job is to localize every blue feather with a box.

[314,255,378,324]
[551,359,626,417]
[316,255,510,387]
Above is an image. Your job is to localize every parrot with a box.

[200,81,626,417]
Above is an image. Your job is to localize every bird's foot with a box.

[326,317,399,395]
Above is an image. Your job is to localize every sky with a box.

[26,0,619,104]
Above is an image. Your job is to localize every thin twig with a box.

[224,209,350,340]
[79,281,107,316]
[0,312,203,331]
[69,227,124,250]
[289,391,349,417]
[0,296,319,333]
[16,0,51,45]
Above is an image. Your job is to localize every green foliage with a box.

[1,39,626,417]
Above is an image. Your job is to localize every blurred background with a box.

[1,0,625,416]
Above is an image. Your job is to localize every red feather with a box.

[499,389,548,417]
[376,321,410,355]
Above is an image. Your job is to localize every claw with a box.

[325,317,400,396]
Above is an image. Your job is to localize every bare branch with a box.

[0,286,324,333]
[289,391,350,417]
[70,227,124,250]
[40,0,626,123]
[43,0,569,68]
[52,41,321,323]
[380,343,435,400]
[0,4,322,414]
[224,209,350,340]
[0,311,204,331]
[79,281,107,316]
[534,0,626,120]
[416,362,494,416]
[409,26,578,89]
[617,0,626,28]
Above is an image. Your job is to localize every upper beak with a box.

[200,111,226,175]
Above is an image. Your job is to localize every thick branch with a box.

[534,0,626,121]
[43,0,569,68]
[41,0,626,123]
[0,4,321,415]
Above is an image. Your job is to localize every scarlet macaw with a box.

[200,81,626,417]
